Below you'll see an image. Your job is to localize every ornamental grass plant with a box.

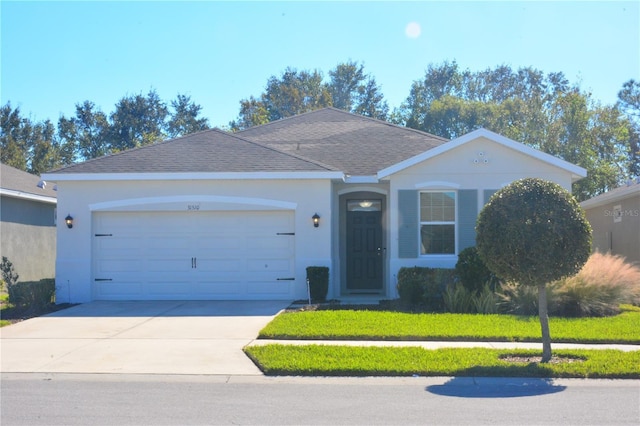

[550,252,640,317]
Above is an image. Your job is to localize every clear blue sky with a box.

[2,1,638,129]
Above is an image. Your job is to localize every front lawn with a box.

[258,305,640,344]
[244,345,640,378]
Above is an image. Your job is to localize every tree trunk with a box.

[538,283,552,362]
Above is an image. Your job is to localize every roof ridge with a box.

[235,107,333,133]
[237,107,449,142]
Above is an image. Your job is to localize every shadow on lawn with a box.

[426,376,566,398]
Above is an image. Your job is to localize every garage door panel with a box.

[196,258,243,272]
[194,281,243,294]
[96,259,142,273]
[93,210,295,300]
[148,236,192,252]
[146,258,192,272]
[146,281,191,296]
[95,237,144,257]
[246,259,292,273]
[196,236,244,250]
[97,281,143,297]
[247,281,291,295]
[251,236,291,250]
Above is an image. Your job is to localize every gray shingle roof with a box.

[46,108,448,176]
[239,108,448,176]
[1,163,57,199]
[48,128,338,174]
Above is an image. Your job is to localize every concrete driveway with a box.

[0,300,289,375]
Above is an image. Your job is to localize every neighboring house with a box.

[1,163,57,282]
[580,179,640,264]
[42,108,586,303]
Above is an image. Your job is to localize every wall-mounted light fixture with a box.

[312,213,320,228]
[65,214,74,229]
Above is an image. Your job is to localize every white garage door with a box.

[92,211,295,300]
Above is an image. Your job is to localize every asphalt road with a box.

[2,374,639,425]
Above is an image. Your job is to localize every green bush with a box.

[455,247,497,293]
[8,279,55,311]
[397,267,456,311]
[306,266,329,303]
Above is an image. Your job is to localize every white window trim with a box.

[419,190,458,256]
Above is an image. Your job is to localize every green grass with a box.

[244,345,640,378]
[259,305,640,344]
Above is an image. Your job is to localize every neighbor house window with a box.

[420,191,456,255]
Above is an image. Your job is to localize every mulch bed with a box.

[500,355,584,364]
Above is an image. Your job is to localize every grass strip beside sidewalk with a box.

[244,345,640,378]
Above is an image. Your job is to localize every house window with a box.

[420,191,456,254]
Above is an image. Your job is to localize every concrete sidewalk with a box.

[247,339,640,351]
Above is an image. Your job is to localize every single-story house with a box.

[580,179,640,264]
[1,163,57,281]
[42,108,586,303]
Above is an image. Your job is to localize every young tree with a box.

[476,178,591,362]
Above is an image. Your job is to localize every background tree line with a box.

[1,92,210,175]
[2,60,638,201]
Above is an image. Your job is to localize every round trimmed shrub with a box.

[476,178,591,287]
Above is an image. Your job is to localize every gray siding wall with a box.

[585,193,640,264]
[0,196,56,281]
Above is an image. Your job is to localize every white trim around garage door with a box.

[89,195,297,212]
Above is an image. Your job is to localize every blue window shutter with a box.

[398,190,418,258]
[484,189,497,205]
[457,189,478,252]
